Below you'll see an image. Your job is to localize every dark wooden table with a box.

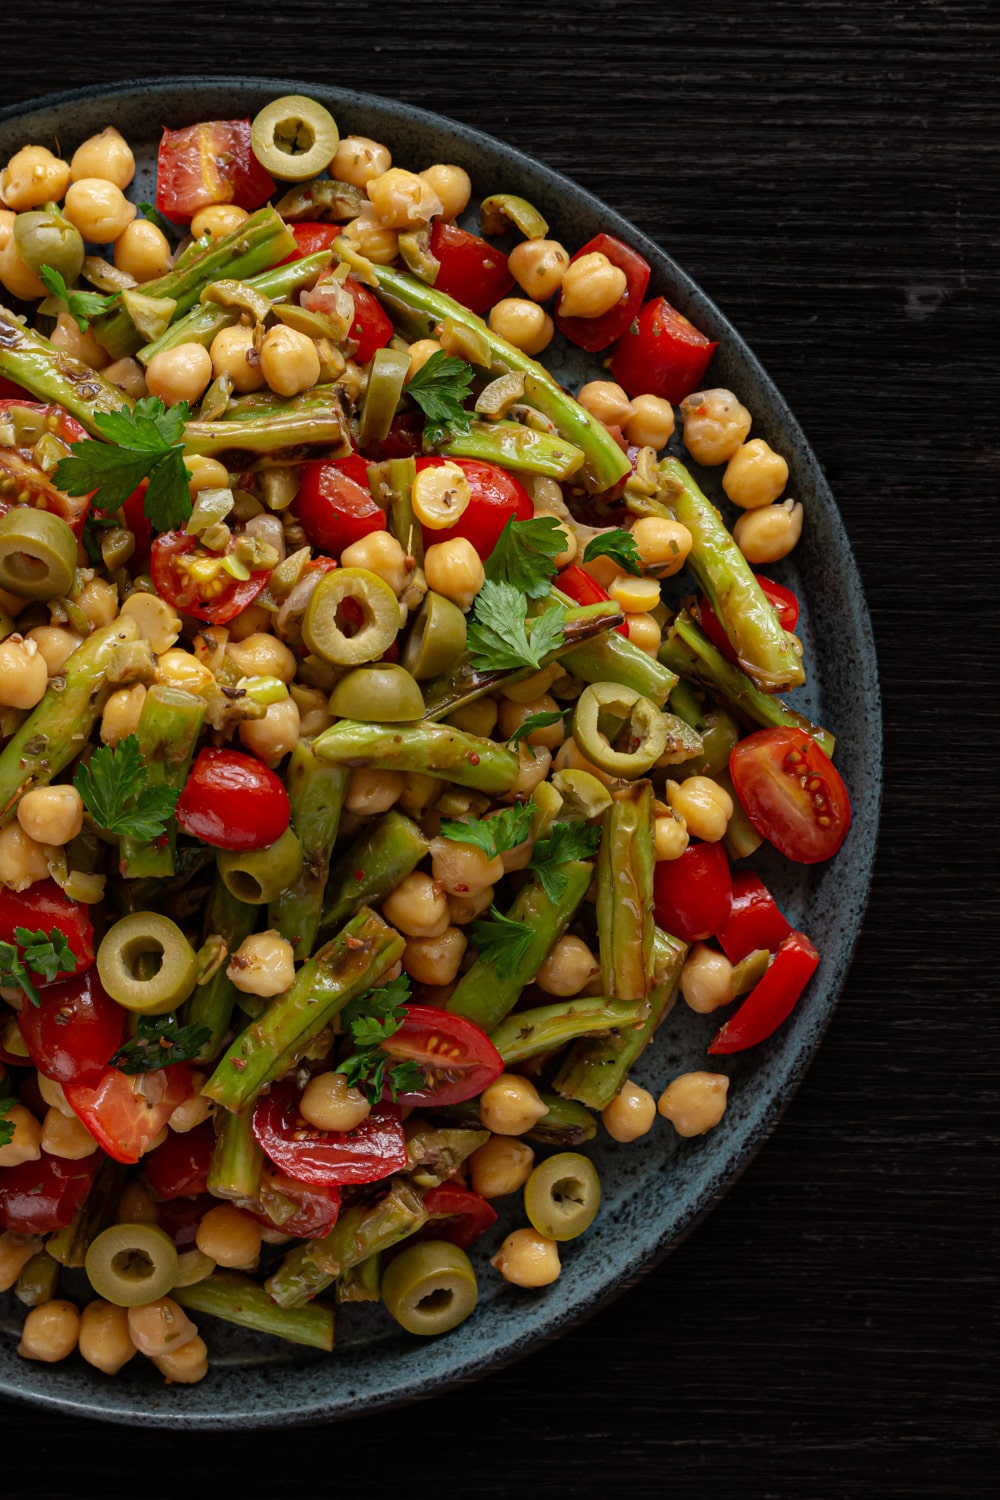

[1,2,996,1495]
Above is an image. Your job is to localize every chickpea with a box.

[145,342,213,407]
[419,163,471,219]
[49,312,110,370]
[626,613,662,655]
[117,1181,157,1225]
[723,438,789,509]
[332,135,392,189]
[492,1228,561,1288]
[666,775,733,843]
[680,943,734,1014]
[79,1300,136,1376]
[0,232,46,299]
[70,127,134,188]
[497,693,565,751]
[1,145,70,209]
[40,1106,98,1160]
[553,735,615,788]
[18,1299,80,1363]
[37,1074,74,1117]
[156,649,213,691]
[624,393,676,450]
[602,1079,658,1143]
[103,356,148,399]
[226,632,296,683]
[76,576,118,630]
[402,925,467,986]
[367,168,442,228]
[680,388,752,466]
[575,382,632,431]
[479,1073,547,1136]
[657,1071,730,1137]
[536,935,600,997]
[406,338,444,378]
[26,626,81,675]
[654,810,689,861]
[382,871,449,939]
[508,238,570,301]
[733,499,804,564]
[340,530,410,595]
[299,1071,371,1133]
[168,1075,215,1133]
[558,251,627,320]
[431,836,504,896]
[195,1205,262,1269]
[113,218,172,282]
[153,1333,208,1384]
[260,325,321,398]
[345,768,405,816]
[238,697,300,768]
[182,455,230,495]
[127,1297,199,1359]
[500,663,564,704]
[630,515,693,577]
[423,537,485,610]
[446,696,497,738]
[0,635,48,709]
[190,203,249,240]
[487,298,554,355]
[227,930,295,998]
[100,683,146,745]
[0,824,50,893]
[0,1231,42,1292]
[293,684,333,738]
[209,325,265,393]
[608,574,662,615]
[447,885,494,925]
[341,209,399,266]
[16,786,84,848]
[226,602,270,641]
[117,593,180,656]
[63,178,136,243]
[469,1136,535,1199]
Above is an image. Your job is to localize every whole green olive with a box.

[328,663,424,723]
[13,208,85,284]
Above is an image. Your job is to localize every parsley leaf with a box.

[470,904,534,978]
[136,202,177,238]
[466,581,568,674]
[583,528,643,576]
[38,265,118,334]
[528,822,602,902]
[0,927,75,1006]
[111,1015,211,1074]
[439,802,534,860]
[73,734,179,840]
[336,976,424,1105]
[81,512,118,567]
[0,1076,15,1149]
[53,397,193,531]
[484,516,566,599]
[506,708,569,756]
[405,350,475,444]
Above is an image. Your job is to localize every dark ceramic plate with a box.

[0,78,880,1428]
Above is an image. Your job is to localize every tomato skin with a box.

[176,747,291,851]
[554,233,651,352]
[717,871,793,964]
[0,1151,102,1235]
[155,120,275,222]
[729,728,852,865]
[280,221,343,262]
[0,400,91,536]
[414,457,533,559]
[246,1168,341,1239]
[557,565,630,637]
[360,410,425,463]
[18,968,124,1086]
[380,1004,504,1108]
[156,1192,215,1249]
[609,296,718,404]
[429,221,514,314]
[142,1120,215,1200]
[64,1064,193,1166]
[422,1183,497,1249]
[0,880,94,982]
[653,842,733,943]
[151,530,271,623]
[294,453,384,556]
[698,577,799,665]
[708,930,820,1053]
[346,278,395,364]
[252,1080,407,1186]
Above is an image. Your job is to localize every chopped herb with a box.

[38,265,118,334]
[336,976,424,1104]
[111,1015,211,1074]
[405,350,475,444]
[73,733,179,840]
[53,396,193,531]
[528,822,601,901]
[0,927,75,1007]
[81,512,119,567]
[470,905,535,978]
[136,202,177,239]
[439,801,534,860]
[0,1076,15,1148]
[506,707,569,756]
[484,516,566,599]
[467,581,568,674]
[583,528,643,576]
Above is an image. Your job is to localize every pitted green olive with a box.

[251,95,340,181]
[381,1240,478,1336]
[302,567,400,667]
[400,590,467,681]
[217,826,304,906]
[0,507,77,600]
[13,209,85,283]
[328,663,424,722]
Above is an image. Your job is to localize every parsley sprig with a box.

[53,397,193,531]
[467,582,567,674]
[336,977,424,1105]
[484,516,566,599]
[111,1015,211,1075]
[528,822,602,901]
[470,905,535,978]
[583,528,643,576]
[74,734,179,840]
[0,927,75,1006]
[439,802,534,860]
[506,707,570,756]
[406,350,475,444]
[39,265,119,334]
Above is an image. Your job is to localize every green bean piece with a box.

[336,1253,381,1304]
[203,906,404,1114]
[44,1159,127,1268]
[401,591,467,682]
[173,1273,334,1352]
[358,346,410,448]
[119,686,206,879]
[597,781,655,1003]
[216,826,304,907]
[479,193,549,238]
[207,1107,264,1203]
[268,743,348,960]
[314,718,519,795]
[527,1090,597,1147]
[382,1241,478,1336]
[524,1152,601,1242]
[490,996,646,1067]
[84,1223,179,1307]
[369,455,422,565]
[667,691,739,778]
[301,566,400,667]
[328,663,424,722]
[560,621,678,709]
[573,682,668,777]
[717,766,764,860]
[446,862,594,1034]
[318,810,428,939]
[14,1251,60,1308]
[184,879,258,1064]
[551,768,612,822]
[97,912,199,1015]
[183,387,350,460]
[0,507,77,601]
[0,303,135,432]
[437,419,584,481]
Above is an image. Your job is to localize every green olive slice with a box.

[85,1223,179,1307]
[251,95,340,181]
[14,208,84,282]
[358,347,410,447]
[550,768,613,822]
[524,1151,601,1242]
[669,706,739,776]
[572,681,668,777]
[302,567,400,667]
[381,1240,478,1336]
[401,590,468,681]
[217,826,304,906]
[0,507,77,601]
[398,227,440,286]
[479,193,550,240]
[96,913,199,1015]
[329,663,424,722]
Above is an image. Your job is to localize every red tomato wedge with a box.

[422,1183,498,1249]
[697,577,800,665]
[0,400,91,536]
[247,1168,341,1239]
[609,296,718,404]
[379,1005,503,1108]
[0,880,94,983]
[729,728,852,865]
[252,1081,407,1186]
[429,221,514,314]
[0,1151,103,1235]
[708,930,820,1053]
[142,1120,215,1200]
[151,530,272,624]
[554,233,651,352]
[280,221,343,262]
[294,453,384,556]
[18,967,124,1086]
[414,457,533,558]
[653,842,733,943]
[64,1064,192,1165]
[557,565,630,637]
[155,120,275,222]
[717,871,793,964]
[345,278,394,364]
[176,748,291,852]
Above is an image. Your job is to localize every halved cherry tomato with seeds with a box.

[155,120,275,222]
[252,1080,407,1186]
[151,529,272,624]
[729,727,851,865]
[247,1168,341,1239]
[0,400,92,536]
[64,1064,193,1165]
[378,1004,504,1108]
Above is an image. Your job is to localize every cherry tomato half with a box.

[142,1119,215,1200]
[252,1080,407,1187]
[414,457,533,559]
[554,233,651,353]
[294,453,384,556]
[557,565,630,637]
[653,842,733,943]
[708,930,820,1054]
[175,747,291,851]
[151,530,272,624]
[155,120,275,222]
[697,577,800,665]
[247,1168,341,1239]
[429,221,514,315]
[422,1183,498,1249]
[345,278,395,365]
[0,400,91,536]
[18,967,124,1087]
[717,871,793,964]
[280,221,344,262]
[0,1151,102,1235]
[729,728,852,865]
[64,1063,193,1166]
[0,880,94,983]
[380,1005,504,1108]
[609,296,718,404]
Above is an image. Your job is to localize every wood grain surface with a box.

[0,1,996,1495]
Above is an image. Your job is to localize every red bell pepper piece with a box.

[717,871,793,964]
[708,930,820,1053]
[609,296,718,404]
[554,233,651,352]
[557,565,629,637]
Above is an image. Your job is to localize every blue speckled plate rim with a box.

[0,76,882,1428]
